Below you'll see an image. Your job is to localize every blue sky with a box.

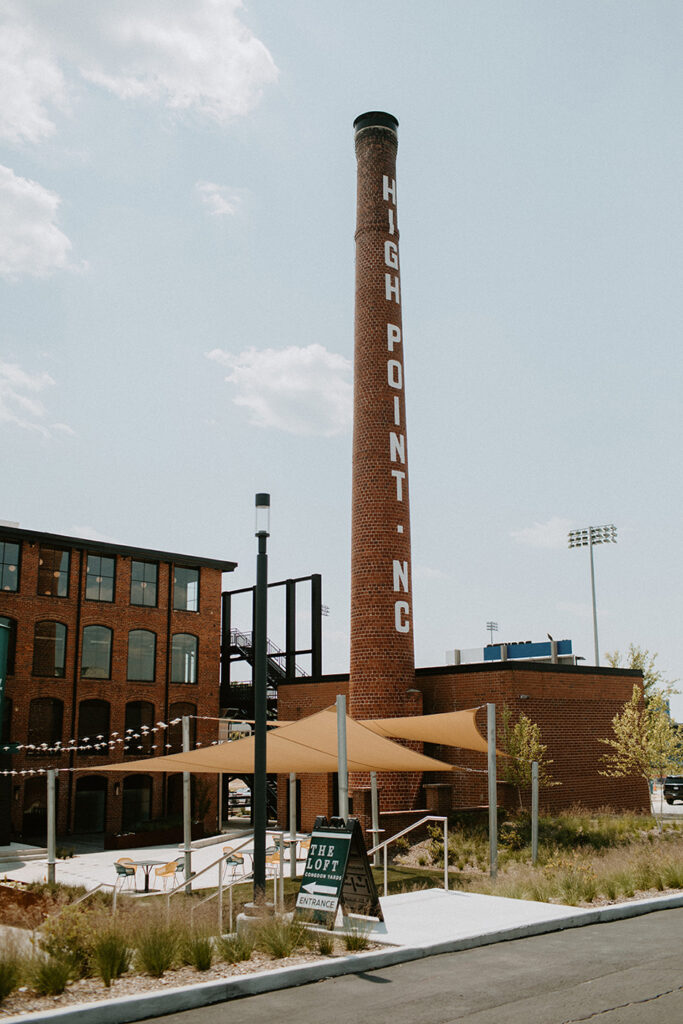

[1,2,681,715]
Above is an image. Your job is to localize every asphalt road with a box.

[148,908,683,1024]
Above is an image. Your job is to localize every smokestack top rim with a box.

[353,111,398,135]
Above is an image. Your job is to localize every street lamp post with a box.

[253,493,270,907]
[568,524,617,666]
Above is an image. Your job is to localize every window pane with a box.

[0,616,17,675]
[77,699,110,756]
[32,621,67,677]
[85,555,115,602]
[131,561,158,607]
[0,541,19,592]
[81,625,112,679]
[125,701,154,756]
[174,567,199,611]
[37,546,70,597]
[127,630,156,681]
[171,634,197,683]
[27,697,63,753]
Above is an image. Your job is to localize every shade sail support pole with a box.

[487,703,497,879]
[336,695,349,819]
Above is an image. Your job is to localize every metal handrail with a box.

[229,629,307,678]
[368,815,449,896]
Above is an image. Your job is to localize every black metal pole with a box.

[252,494,269,905]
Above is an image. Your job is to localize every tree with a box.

[605,644,678,703]
[500,705,560,810]
[599,685,683,829]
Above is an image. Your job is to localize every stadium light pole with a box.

[252,493,270,907]
[568,525,617,666]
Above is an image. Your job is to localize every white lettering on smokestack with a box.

[385,273,400,303]
[393,560,409,592]
[379,166,409,635]
[390,432,405,464]
[383,175,396,204]
[384,240,399,269]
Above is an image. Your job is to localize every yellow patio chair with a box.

[223,846,247,880]
[154,861,181,891]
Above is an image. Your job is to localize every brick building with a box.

[0,525,235,841]
[277,661,650,836]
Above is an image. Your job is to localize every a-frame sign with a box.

[295,815,383,927]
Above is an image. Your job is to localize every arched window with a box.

[32,620,67,677]
[167,702,196,753]
[27,697,63,754]
[127,630,156,682]
[77,699,110,755]
[0,616,17,674]
[171,634,197,683]
[122,775,153,831]
[81,625,112,679]
[73,775,107,833]
[124,701,155,756]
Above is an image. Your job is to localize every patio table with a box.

[131,859,165,893]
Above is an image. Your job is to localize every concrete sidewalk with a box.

[3,840,683,1024]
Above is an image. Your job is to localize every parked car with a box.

[663,776,683,804]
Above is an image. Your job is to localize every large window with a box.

[85,554,115,602]
[127,630,156,681]
[27,697,63,754]
[171,633,197,683]
[125,701,155,756]
[32,620,67,677]
[37,546,70,597]
[130,560,157,607]
[0,616,17,675]
[122,775,153,831]
[81,625,112,679]
[77,699,110,755]
[0,540,19,592]
[173,567,199,611]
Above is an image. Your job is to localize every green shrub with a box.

[217,932,254,963]
[0,951,22,1004]
[91,930,131,987]
[30,957,71,996]
[316,932,334,955]
[134,924,179,977]
[394,837,410,855]
[39,904,96,979]
[342,919,371,952]
[256,919,306,959]
[180,930,214,972]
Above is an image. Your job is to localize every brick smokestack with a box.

[349,112,418,734]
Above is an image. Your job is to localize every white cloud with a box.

[511,516,573,549]
[207,344,352,436]
[0,165,73,280]
[0,15,68,144]
[12,1,277,127]
[196,181,242,217]
[0,359,73,437]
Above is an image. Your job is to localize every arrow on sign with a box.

[301,881,338,896]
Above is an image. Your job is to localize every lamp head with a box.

[255,493,270,536]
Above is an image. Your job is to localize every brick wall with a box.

[1,534,225,838]
[277,662,650,834]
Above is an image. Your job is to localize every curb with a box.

[8,892,683,1024]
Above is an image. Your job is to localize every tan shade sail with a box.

[92,707,460,775]
[361,708,491,754]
